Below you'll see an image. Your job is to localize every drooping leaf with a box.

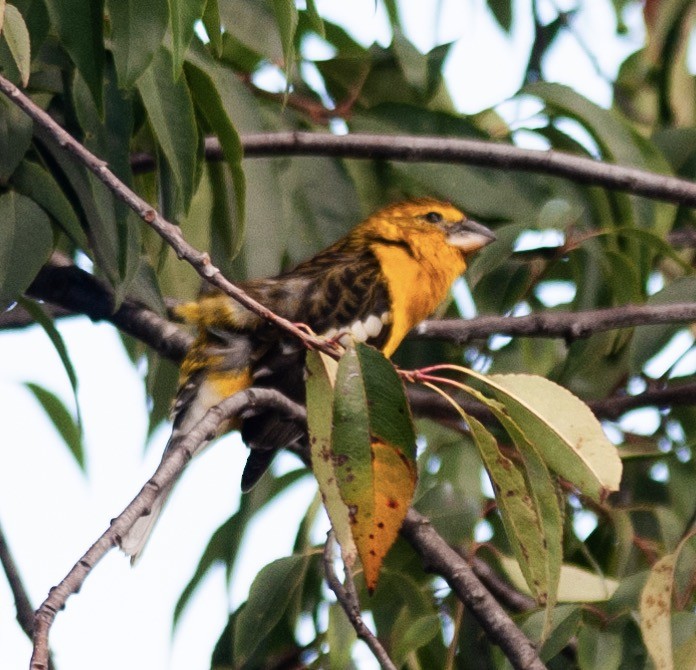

[106,0,168,88]
[184,55,246,238]
[305,350,357,566]
[2,4,30,85]
[137,45,198,215]
[0,92,31,181]
[173,469,307,627]
[234,554,310,665]
[25,382,84,470]
[487,0,513,33]
[202,0,222,56]
[304,0,324,37]
[0,190,53,311]
[10,160,88,249]
[500,556,619,602]
[19,296,83,443]
[167,0,206,74]
[271,0,297,76]
[640,552,675,670]
[467,370,623,500]
[45,0,104,109]
[72,62,141,304]
[332,342,417,591]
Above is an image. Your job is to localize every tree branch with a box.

[25,253,192,362]
[415,302,696,344]
[29,388,305,670]
[0,521,57,670]
[400,509,545,670]
[131,133,696,209]
[323,532,398,670]
[0,74,337,360]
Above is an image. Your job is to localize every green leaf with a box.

[73,62,141,303]
[523,604,582,660]
[137,45,198,215]
[45,0,104,109]
[106,0,168,88]
[218,0,283,63]
[306,351,357,566]
[271,0,297,79]
[577,625,623,670]
[184,57,246,239]
[332,342,417,591]
[487,0,513,33]
[10,160,88,249]
[202,0,222,56]
[391,612,440,667]
[640,552,675,670]
[304,0,324,37]
[630,276,696,372]
[173,469,306,627]
[2,4,30,85]
[500,556,619,602]
[0,190,53,311]
[167,0,206,74]
[25,382,84,470]
[470,371,623,500]
[234,554,309,664]
[19,296,84,451]
[0,92,31,181]
[327,604,357,669]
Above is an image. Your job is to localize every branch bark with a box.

[130,133,696,210]
[323,532,398,670]
[400,509,545,670]
[29,388,305,670]
[415,302,696,344]
[0,74,337,360]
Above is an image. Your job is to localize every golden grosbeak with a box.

[120,199,495,560]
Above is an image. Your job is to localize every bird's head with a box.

[359,199,496,258]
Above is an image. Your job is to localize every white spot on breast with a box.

[363,314,383,338]
[351,320,368,342]
[338,332,352,346]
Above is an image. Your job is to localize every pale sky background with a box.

[0,2,668,669]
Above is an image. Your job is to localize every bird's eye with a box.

[424,211,443,224]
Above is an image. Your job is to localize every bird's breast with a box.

[371,241,466,356]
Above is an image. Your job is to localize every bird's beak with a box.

[445,219,497,253]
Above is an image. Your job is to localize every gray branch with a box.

[131,133,696,210]
[400,509,545,670]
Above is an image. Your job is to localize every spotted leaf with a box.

[332,342,417,592]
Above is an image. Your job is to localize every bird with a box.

[119,198,496,561]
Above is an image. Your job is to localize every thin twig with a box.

[0,522,57,670]
[0,74,337,360]
[29,388,305,670]
[129,133,696,209]
[400,509,545,670]
[323,532,398,670]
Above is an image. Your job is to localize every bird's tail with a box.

[118,480,175,565]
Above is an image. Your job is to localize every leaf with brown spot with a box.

[305,350,356,567]
[332,342,417,591]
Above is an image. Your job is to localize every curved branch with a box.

[400,509,545,670]
[29,388,305,670]
[0,75,337,360]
